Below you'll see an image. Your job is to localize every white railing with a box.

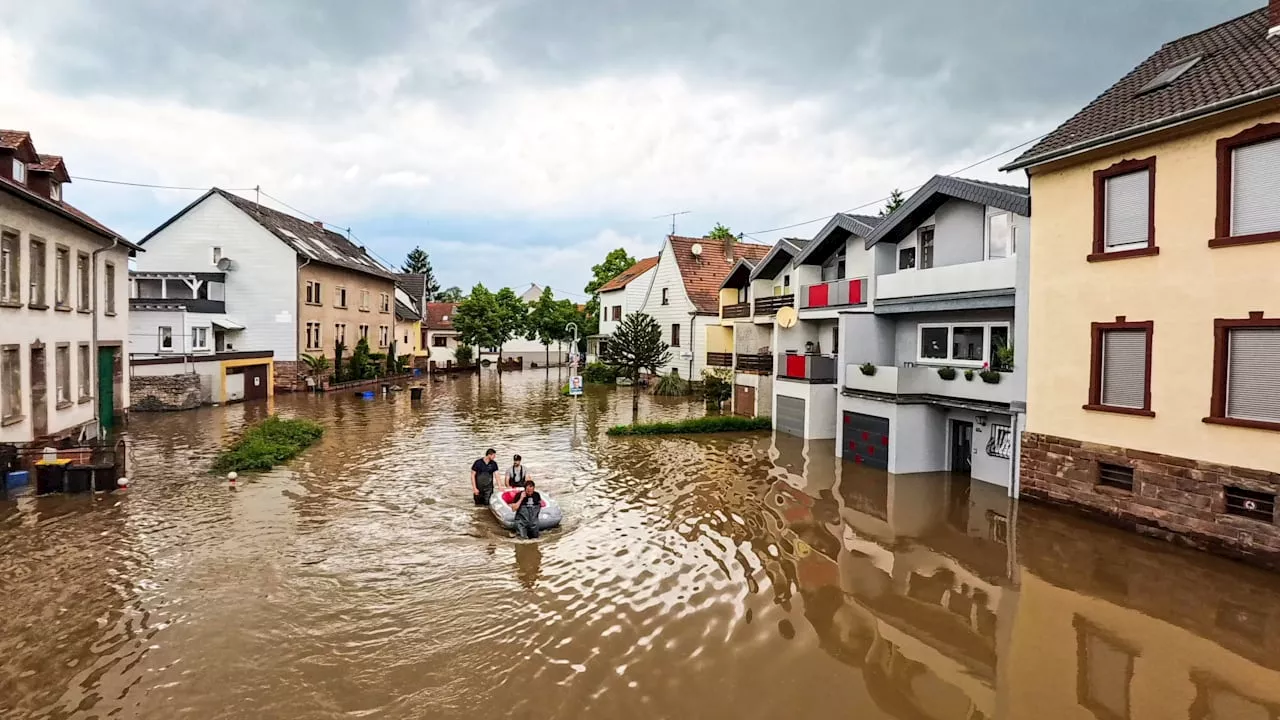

[844,363,1017,405]
[876,257,1015,300]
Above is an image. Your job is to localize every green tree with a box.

[707,223,735,241]
[879,188,906,217]
[300,353,331,389]
[452,284,499,378]
[583,248,637,338]
[525,288,562,373]
[350,337,376,380]
[438,286,464,303]
[401,247,441,301]
[493,287,529,373]
[602,312,672,423]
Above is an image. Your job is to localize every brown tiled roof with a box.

[30,154,70,183]
[0,174,134,250]
[597,256,658,293]
[1006,9,1280,169]
[0,130,31,149]
[424,302,459,330]
[668,236,772,314]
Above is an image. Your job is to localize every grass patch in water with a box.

[211,415,325,473]
[606,415,771,436]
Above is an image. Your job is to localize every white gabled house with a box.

[588,256,658,362]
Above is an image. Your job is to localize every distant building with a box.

[422,302,462,367]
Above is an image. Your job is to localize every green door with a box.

[98,347,115,430]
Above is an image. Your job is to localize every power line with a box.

[70,175,255,192]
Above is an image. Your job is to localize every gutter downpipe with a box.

[1004,83,1280,171]
[90,238,120,437]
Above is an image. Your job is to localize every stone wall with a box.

[1020,431,1280,570]
[274,360,301,391]
[131,374,203,412]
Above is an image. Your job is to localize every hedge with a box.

[606,415,772,436]
[211,416,325,473]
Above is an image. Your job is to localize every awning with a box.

[210,316,245,330]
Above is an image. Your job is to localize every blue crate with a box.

[5,470,29,490]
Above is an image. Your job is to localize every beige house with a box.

[0,129,137,445]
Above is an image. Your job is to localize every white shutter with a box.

[1227,328,1280,423]
[1101,329,1147,408]
[1104,171,1150,249]
[1232,138,1280,237]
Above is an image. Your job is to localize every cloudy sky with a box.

[0,0,1258,297]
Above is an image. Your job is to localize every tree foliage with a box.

[494,287,529,358]
[438,286,464,303]
[707,223,735,241]
[401,247,442,302]
[452,284,501,351]
[525,288,563,349]
[602,312,672,421]
[879,188,906,217]
[583,247,637,338]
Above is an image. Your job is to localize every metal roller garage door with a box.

[842,411,890,470]
[776,396,806,437]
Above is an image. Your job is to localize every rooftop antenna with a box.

[654,210,691,236]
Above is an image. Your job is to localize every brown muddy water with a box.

[4,371,1280,719]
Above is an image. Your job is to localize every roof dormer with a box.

[27,154,71,202]
[0,130,39,185]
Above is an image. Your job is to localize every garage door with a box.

[776,396,806,437]
[843,411,890,470]
[734,385,755,417]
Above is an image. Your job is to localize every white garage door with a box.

[776,396,806,437]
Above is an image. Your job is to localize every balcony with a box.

[721,302,751,319]
[779,353,837,383]
[129,297,226,313]
[844,364,1016,406]
[735,353,773,375]
[707,351,733,368]
[799,278,866,310]
[753,294,794,316]
[876,257,1015,301]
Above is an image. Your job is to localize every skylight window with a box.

[1137,54,1202,95]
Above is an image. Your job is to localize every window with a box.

[736,286,748,304]
[611,305,622,321]
[1074,616,1135,720]
[916,323,1010,366]
[1207,313,1280,431]
[1086,319,1153,417]
[191,327,209,351]
[821,247,846,282]
[159,326,173,351]
[28,238,45,307]
[0,229,18,304]
[76,252,90,311]
[360,289,370,310]
[211,246,222,265]
[774,274,791,296]
[433,335,448,348]
[359,324,369,340]
[11,158,25,184]
[379,325,389,347]
[1,345,20,422]
[671,323,681,347]
[1213,123,1280,247]
[335,323,346,344]
[305,280,321,305]
[103,262,115,314]
[898,247,916,270]
[1092,157,1156,261]
[380,293,390,313]
[988,212,1015,259]
[55,344,70,407]
[1137,54,1201,95]
[336,287,348,308]
[661,288,669,306]
[831,327,839,356]
[305,322,322,350]
[78,343,91,402]
[54,246,69,308]
[918,227,935,269]
[49,182,61,202]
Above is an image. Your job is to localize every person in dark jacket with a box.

[506,479,543,539]
[471,449,499,506]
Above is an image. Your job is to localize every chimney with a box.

[1272,0,1280,37]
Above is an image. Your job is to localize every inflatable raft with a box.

[490,489,563,531]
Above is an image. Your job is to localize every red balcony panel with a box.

[786,354,807,378]
[807,283,829,308]
[849,278,862,305]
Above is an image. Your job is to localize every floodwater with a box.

[5,371,1280,719]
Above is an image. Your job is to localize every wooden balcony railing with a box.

[722,302,752,319]
[706,352,734,368]
[754,294,794,316]
[735,353,774,374]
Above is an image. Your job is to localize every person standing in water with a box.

[507,479,543,539]
[506,454,531,488]
[471,448,499,505]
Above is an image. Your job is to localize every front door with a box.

[98,347,116,430]
[244,364,269,401]
[733,385,754,417]
[30,346,47,438]
[950,420,973,474]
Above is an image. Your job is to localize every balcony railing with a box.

[799,278,866,310]
[778,353,837,383]
[876,257,1015,301]
[735,353,773,374]
[129,297,226,313]
[753,294,794,316]
[721,302,751,319]
[843,364,1016,405]
[706,352,733,368]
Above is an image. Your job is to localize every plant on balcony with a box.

[859,362,877,376]
[936,366,957,381]
[980,370,1002,384]
[964,369,975,381]
[992,342,1015,372]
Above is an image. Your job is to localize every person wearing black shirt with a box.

[506,480,543,539]
[471,448,499,506]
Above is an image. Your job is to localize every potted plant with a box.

[859,362,877,376]
[964,369,975,381]
[937,366,957,381]
[979,362,1002,384]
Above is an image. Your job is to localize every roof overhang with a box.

[748,240,803,281]
[0,178,139,250]
[863,177,1029,249]
[210,315,245,330]
[719,258,756,289]
[793,214,875,266]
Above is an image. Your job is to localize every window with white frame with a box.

[917,323,1009,366]
[78,343,91,401]
[1,344,20,422]
[29,238,45,307]
[159,326,174,352]
[918,227,935,269]
[1230,136,1280,237]
[336,286,348,308]
[191,326,209,351]
[898,247,916,270]
[360,289,370,310]
[988,213,1016,259]
[49,182,61,202]
[211,246,222,265]
[76,252,90,311]
[305,322,322,350]
[335,323,346,344]
[1103,169,1151,250]
[0,229,18,304]
[12,159,25,184]
[55,344,70,406]
[379,325,389,347]
[359,324,369,340]
[380,293,390,313]
[305,281,321,305]
[54,246,69,307]
[104,262,116,314]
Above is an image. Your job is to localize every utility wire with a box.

[70,175,255,192]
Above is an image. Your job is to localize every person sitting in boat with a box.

[471,449,499,506]
[507,479,543,539]
[506,454,531,488]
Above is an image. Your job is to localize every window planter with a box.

[964,369,975,381]
[937,367,957,381]
[859,363,877,376]
[980,370,1002,384]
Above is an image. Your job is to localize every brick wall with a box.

[1021,431,1280,570]
[274,360,301,391]
[131,374,203,412]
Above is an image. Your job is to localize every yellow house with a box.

[1003,4,1280,566]
[394,275,430,368]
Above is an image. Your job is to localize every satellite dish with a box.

[216,257,235,271]
[690,243,703,257]
[776,306,798,328]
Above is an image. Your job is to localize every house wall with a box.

[598,267,656,336]
[705,325,733,354]
[129,309,216,356]
[638,240,702,377]
[892,309,1016,367]
[297,262,396,357]
[838,313,896,366]
[1024,110,1280,472]
[0,192,131,444]
[131,358,222,404]
[424,329,460,365]
[134,193,296,361]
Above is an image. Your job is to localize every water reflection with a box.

[2,371,1280,719]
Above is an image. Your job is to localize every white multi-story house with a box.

[587,256,657,362]
[636,235,771,380]
[0,129,136,444]
[422,302,462,367]
[837,176,1030,494]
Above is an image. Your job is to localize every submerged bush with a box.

[653,370,690,396]
[607,415,772,436]
[583,362,618,384]
[211,415,325,473]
